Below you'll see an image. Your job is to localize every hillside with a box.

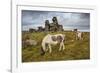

[22,31,90,62]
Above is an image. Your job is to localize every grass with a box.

[22,31,90,62]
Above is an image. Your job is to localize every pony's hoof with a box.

[40,52,45,56]
[59,49,62,51]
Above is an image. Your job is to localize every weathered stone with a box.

[23,39,37,46]
[45,20,50,31]
[45,17,63,32]
[38,26,44,31]
[29,28,37,32]
[37,17,64,32]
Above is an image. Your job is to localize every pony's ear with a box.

[51,36,57,41]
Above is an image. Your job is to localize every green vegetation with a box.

[22,31,90,62]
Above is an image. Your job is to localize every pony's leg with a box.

[62,42,65,50]
[75,33,77,40]
[41,42,46,55]
[59,42,65,51]
[59,42,63,51]
[48,44,52,53]
[80,35,83,40]
[45,44,49,52]
[45,48,48,52]
[80,36,81,40]
[79,35,81,40]
[81,37,83,40]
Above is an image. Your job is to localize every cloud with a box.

[22,10,90,31]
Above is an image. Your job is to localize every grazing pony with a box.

[76,31,83,40]
[41,34,65,55]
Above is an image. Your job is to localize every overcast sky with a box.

[22,10,90,32]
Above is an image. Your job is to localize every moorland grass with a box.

[22,31,90,62]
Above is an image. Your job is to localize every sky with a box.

[22,10,90,32]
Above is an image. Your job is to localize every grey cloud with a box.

[22,10,90,31]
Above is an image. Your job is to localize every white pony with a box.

[76,31,83,40]
[41,34,65,55]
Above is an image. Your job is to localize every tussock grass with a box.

[22,31,90,62]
